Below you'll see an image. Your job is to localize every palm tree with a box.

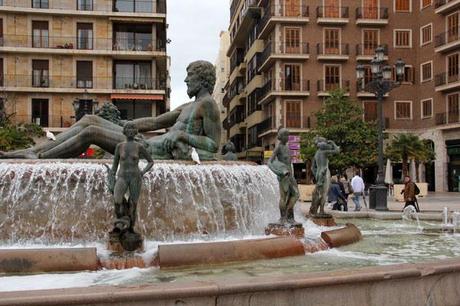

[385,134,435,178]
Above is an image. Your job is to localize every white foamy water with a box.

[0,161,279,242]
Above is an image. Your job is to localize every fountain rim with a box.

[0,257,459,305]
[0,159,258,166]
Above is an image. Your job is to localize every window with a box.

[247,54,258,82]
[421,98,433,119]
[248,125,261,148]
[285,27,300,54]
[324,28,340,54]
[32,21,49,48]
[114,61,152,89]
[77,23,93,50]
[394,30,411,48]
[395,0,411,12]
[113,23,153,51]
[362,29,379,55]
[421,0,431,9]
[448,53,459,83]
[32,0,49,9]
[420,24,432,45]
[285,100,301,128]
[284,64,301,90]
[247,89,261,115]
[113,0,152,13]
[31,99,49,127]
[285,0,301,17]
[113,100,153,120]
[362,0,378,19]
[447,13,459,44]
[324,65,340,91]
[447,93,459,123]
[32,59,49,87]
[324,0,340,18]
[421,61,432,82]
[395,101,412,120]
[77,0,93,11]
[403,66,415,83]
[0,18,3,47]
[0,58,3,87]
[363,101,377,122]
[76,61,93,88]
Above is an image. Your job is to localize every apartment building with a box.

[224,0,460,192]
[0,0,169,134]
[213,30,231,149]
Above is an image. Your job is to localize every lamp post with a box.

[356,46,405,211]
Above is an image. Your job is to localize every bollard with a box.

[0,248,98,273]
[158,237,305,268]
[321,223,362,248]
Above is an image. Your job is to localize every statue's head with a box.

[314,136,327,146]
[224,141,236,153]
[123,121,138,140]
[277,128,289,143]
[185,60,216,98]
[95,102,121,125]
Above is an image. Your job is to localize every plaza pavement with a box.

[299,192,460,214]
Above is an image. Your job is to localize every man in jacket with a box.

[351,172,365,211]
[329,176,348,211]
[402,175,419,212]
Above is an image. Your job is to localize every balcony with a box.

[1,74,166,94]
[355,44,388,61]
[228,0,261,54]
[434,28,460,53]
[258,116,277,136]
[257,4,309,39]
[258,41,310,71]
[435,111,460,127]
[230,49,245,75]
[355,7,389,26]
[0,34,166,57]
[316,43,349,60]
[316,6,349,25]
[435,0,460,14]
[0,0,166,15]
[434,72,460,91]
[317,80,351,96]
[258,78,310,105]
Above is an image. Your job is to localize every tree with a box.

[300,90,378,174]
[385,134,435,177]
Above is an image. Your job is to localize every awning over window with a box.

[111,94,164,101]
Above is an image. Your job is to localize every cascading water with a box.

[0,160,279,243]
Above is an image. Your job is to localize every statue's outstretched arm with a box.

[133,105,185,132]
[324,141,340,154]
[139,145,154,175]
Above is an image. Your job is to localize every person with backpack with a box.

[401,175,420,212]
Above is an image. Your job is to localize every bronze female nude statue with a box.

[107,121,154,251]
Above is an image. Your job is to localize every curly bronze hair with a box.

[187,60,216,94]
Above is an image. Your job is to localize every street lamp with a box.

[356,46,405,211]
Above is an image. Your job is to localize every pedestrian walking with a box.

[339,174,352,200]
[401,175,420,212]
[351,171,365,211]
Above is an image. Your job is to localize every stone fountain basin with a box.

[0,258,459,306]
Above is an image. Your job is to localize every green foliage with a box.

[300,89,378,172]
[0,118,44,151]
[385,133,435,176]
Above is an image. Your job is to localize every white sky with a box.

[167,0,229,109]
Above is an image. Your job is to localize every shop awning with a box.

[111,94,164,101]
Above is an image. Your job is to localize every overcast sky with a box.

[167,0,229,109]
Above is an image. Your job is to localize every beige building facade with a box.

[213,30,231,149]
[0,0,169,133]
[225,0,460,192]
